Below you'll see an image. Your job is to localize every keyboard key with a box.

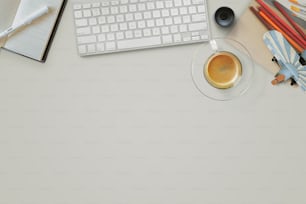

[183,0,191,5]
[188,22,207,31]
[97,43,105,51]
[147,20,155,27]
[76,27,91,35]
[152,28,160,35]
[98,16,106,24]
[189,6,197,14]
[110,7,119,14]
[174,0,182,7]
[143,29,151,36]
[156,1,164,9]
[179,7,188,15]
[161,27,170,34]
[92,3,101,7]
[78,45,87,54]
[125,13,134,21]
[98,34,106,41]
[165,18,173,25]
[78,36,97,44]
[107,33,115,41]
[89,18,97,25]
[87,44,96,53]
[162,35,172,44]
[119,23,128,30]
[74,11,83,18]
[75,19,88,27]
[116,15,124,22]
[134,30,142,37]
[143,11,152,19]
[170,8,179,16]
[73,4,82,10]
[125,31,134,38]
[161,9,170,17]
[83,3,91,9]
[179,24,187,32]
[192,0,203,4]
[129,22,137,29]
[92,8,101,16]
[147,2,155,10]
[173,16,182,24]
[110,24,119,31]
[101,8,110,15]
[170,25,178,33]
[116,32,124,40]
[120,5,128,13]
[117,37,161,49]
[165,1,173,8]
[192,14,205,22]
[83,9,91,17]
[152,10,161,18]
[197,5,205,12]
[173,34,181,42]
[137,21,146,28]
[107,16,115,23]
[106,42,116,50]
[101,25,110,32]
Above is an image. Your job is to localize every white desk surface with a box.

[1,0,306,203]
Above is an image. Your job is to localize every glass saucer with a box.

[191,38,254,101]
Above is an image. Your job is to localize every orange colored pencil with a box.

[259,10,304,53]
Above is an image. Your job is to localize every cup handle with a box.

[209,40,218,52]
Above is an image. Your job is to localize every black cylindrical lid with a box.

[215,7,235,27]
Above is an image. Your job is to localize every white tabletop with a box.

[1,0,306,203]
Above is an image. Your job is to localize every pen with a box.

[277,0,306,15]
[0,6,49,39]
[289,0,306,6]
[274,1,306,41]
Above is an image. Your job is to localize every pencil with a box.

[258,6,306,48]
[259,10,304,53]
[274,1,306,41]
[249,6,274,30]
[256,0,306,49]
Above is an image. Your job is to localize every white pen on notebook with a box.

[0,6,49,39]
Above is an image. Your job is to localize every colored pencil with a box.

[274,1,306,41]
[258,10,304,52]
[249,6,274,30]
[256,0,306,49]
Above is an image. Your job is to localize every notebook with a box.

[0,0,66,62]
[227,0,306,74]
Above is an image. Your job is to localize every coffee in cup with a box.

[204,51,242,89]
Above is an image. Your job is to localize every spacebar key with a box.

[117,37,162,50]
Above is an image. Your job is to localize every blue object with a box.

[263,30,306,91]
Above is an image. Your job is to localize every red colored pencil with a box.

[273,0,306,41]
[256,0,306,49]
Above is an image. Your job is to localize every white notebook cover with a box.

[2,0,65,62]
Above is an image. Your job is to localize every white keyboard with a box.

[72,0,210,56]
